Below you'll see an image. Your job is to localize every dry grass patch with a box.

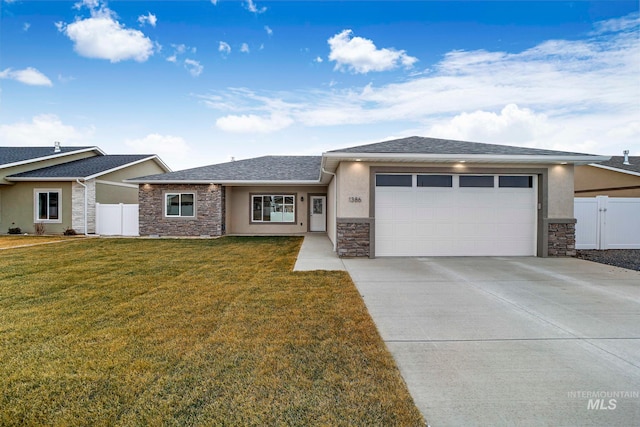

[0,237,424,426]
[0,235,77,250]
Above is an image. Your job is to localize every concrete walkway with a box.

[293,233,345,271]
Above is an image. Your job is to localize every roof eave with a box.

[84,155,172,180]
[321,152,611,170]
[587,163,640,177]
[0,147,104,170]
[126,179,325,186]
[6,176,83,182]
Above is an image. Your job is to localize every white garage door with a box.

[375,174,537,256]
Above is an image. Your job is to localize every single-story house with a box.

[575,152,640,197]
[128,136,609,257]
[0,143,170,234]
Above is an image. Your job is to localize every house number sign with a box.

[348,196,362,203]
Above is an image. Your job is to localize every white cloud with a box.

[57,1,156,62]
[23,22,30,32]
[138,12,157,27]
[264,25,273,36]
[219,41,231,55]
[210,0,218,5]
[184,59,203,77]
[0,67,53,86]
[314,56,323,63]
[205,13,640,153]
[328,29,418,74]
[240,43,250,53]
[0,114,94,146]
[125,134,190,167]
[428,104,553,146]
[245,0,266,14]
[166,54,177,63]
[216,114,294,133]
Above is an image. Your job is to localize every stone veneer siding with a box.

[72,179,96,234]
[336,219,371,257]
[139,184,225,236]
[547,220,576,257]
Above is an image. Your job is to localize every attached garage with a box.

[375,173,537,256]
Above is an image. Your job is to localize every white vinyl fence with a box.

[96,203,139,236]
[575,197,640,250]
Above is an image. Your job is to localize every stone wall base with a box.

[548,220,576,257]
[337,219,371,257]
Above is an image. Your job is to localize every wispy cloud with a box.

[57,0,156,63]
[125,133,190,167]
[328,29,417,74]
[138,12,157,27]
[205,14,639,154]
[184,59,203,77]
[245,0,266,14]
[264,25,273,36]
[0,67,53,86]
[23,22,30,32]
[240,43,250,53]
[219,41,231,55]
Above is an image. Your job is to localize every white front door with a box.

[310,196,326,232]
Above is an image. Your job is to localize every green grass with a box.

[0,237,424,426]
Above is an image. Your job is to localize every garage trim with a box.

[369,166,549,257]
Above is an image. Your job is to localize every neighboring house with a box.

[0,144,170,235]
[128,136,609,258]
[575,153,640,197]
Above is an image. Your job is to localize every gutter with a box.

[76,179,88,236]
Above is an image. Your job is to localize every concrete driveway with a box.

[342,257,640,426]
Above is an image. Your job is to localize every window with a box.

[376,174,412,187]
[35,189,61,222]
[499,176,533,188]
[165,193,195,217]
[459,175,494,188]
[417,175,453,187]
[252,195,295,223]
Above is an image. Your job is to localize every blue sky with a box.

[1,1,638,170]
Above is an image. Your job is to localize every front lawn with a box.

[0,235,76,250]
[0,237,424,426]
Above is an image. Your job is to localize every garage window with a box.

[499,176,533,188]
[417,175,452,187]
[460,175,494,188]
[376,175,412,187]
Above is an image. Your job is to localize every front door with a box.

[309,196,326,232]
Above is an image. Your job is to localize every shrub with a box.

[63,227,78,236]
[8,226,22,235]
[34,223,46,236]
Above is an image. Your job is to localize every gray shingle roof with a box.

[9,155,154,179]
[329,136,594,156]
[0,146,95,167]
[133,156,322,182]
[595,156,640,174]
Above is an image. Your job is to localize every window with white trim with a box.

[35,189,61,222]
[165,193,195,217]
[252,195,295,223]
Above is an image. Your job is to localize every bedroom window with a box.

[165,193,195,217]
[35,189,61,222]
[252,195,295,223]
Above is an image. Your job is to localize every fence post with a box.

[596,196,608,250]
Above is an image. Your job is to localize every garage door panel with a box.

[375,173,537,257]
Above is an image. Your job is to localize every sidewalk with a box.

[293,233,346,271]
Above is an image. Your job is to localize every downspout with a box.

[76,179,88,236]
[321,167,337,252]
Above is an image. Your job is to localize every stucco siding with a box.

[575,165,640,197]
[227,185,326,235]
[547,164,574,218]
[0,181,73,234]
